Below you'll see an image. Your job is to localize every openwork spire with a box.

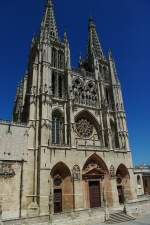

[88,17,104,60]
[41,0,58,40]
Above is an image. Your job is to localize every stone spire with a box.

[108,49,119,83]
[64,32,71,69]
[41,0,58,40]
[88,17,104,60]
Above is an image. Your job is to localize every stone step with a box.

[110,212,135,220]
[106,212,135,224]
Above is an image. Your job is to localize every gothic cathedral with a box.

[0,0,137,223]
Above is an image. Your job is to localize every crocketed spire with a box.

[88,17,104,60]
[41,0,58,40]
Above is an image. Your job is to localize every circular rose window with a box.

[76,118,93,138]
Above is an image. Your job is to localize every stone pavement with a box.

[90,214,150,225]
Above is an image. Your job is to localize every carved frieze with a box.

[72,78,97,107]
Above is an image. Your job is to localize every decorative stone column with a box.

[109,167,120,208]
[110,177,120,208]
[0,205,2,225]
[72,165,84,210]
[48,176,53,223]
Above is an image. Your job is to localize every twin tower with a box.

[11,0,136,218]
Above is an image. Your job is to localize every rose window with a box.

[76,118,93,138]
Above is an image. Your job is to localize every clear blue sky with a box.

[0,0,150,165]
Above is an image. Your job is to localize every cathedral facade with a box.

[0,0,137,222]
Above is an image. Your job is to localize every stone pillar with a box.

[39,169,50,215]
[110,177,120,208]
[74,179,84,210]
[0,205,2,225]
[27,62,39,216]
[128,169,137,201]
[64,103,68,145]
[49,177,54,222]
[100,179,105,207]
[106,111,113,150]
[72,166,84,209]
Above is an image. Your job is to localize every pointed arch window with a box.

[52,71,56,96]
[58,75,62,98]
[52,111,64,145]
[52,48,57,68]
[105,88,110,105]
[110,119,119,148]
[58,51,64,69]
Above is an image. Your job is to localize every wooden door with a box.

[54,189,62,213]
[117,186,125,204]
[89,181,101,208]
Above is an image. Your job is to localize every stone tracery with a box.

[72,78,97,107]
[76,118,94,138]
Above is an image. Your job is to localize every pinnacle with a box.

[41,0,58,40]
[88,17,104,60]
[47,0,53,7]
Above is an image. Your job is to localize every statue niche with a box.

[72,165,80,181]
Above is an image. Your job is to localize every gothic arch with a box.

[52,109,64,145]
[75,110,101,139]
[51,47,57,67]
[82,153,109,174]
[52,108,64,118]
[51,161,71,177]
[75,110,100,129]
[82,154,113,208]
[116,164,132,203]
[50,162,73,213]
[51,162,71,178]
[116,164,130,178]
[58,49,65,70]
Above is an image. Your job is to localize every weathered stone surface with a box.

[0,0,147,224]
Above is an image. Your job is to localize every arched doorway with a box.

[116,164,131,204]
[51,162,73,213]
[82,154,110,209]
